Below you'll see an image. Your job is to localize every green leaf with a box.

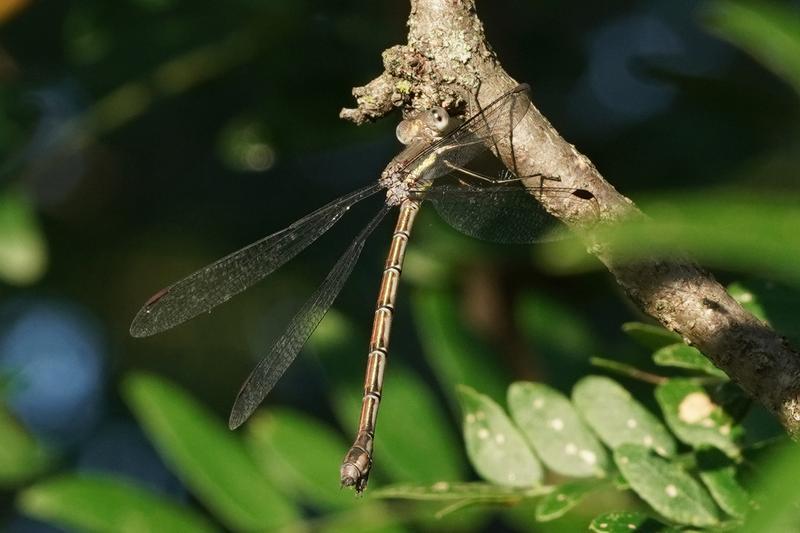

[507,382,608,477]
[17,474,217,533]
[0,405,51,487]
[413,290,509,405]
[614,444,720,527]
[703,0,800,96]
[373,481,548,502]
[727,282,768,322]
[572,376,676,457]
[744,442,800,532]
[621,322,682,351]
[652,343,728,379]
[456,385,542,487]
[123,372,297,531]
[375,369,465,483]
[0,188,47,286]
[245,408,355,510]
[655,379,741,457]
[534,479,599,522]
[589,511,673,532]
[696,448,750,519]
[537,192,800,287]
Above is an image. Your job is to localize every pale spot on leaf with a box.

[477,428,489,439]
[665,484,678,497]
[643,435,653,447]
[579,450,597,465]
[533,398,544,409]
[678,392,715,424]
[495,433,506,445]
[549,418,564,431]
[565,443,577,455]
[626,418,637,429]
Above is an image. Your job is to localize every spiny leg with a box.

[443,160,555,185]
[340,200,420,492]
[441,161,598,220]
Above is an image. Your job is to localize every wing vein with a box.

[228,204,391,428]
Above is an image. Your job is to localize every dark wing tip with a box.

[129,311,154,338]
[228,415,243,430]
[228,403,251,430]
[228,378,259,430]
[129,302,167,337]
[130,286,172,337]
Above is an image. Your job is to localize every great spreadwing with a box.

[130,83,594,492]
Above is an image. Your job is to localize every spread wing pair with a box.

[130,84,590,428]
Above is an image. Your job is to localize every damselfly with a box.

[130,83,593,492]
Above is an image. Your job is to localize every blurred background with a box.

[1,0,800,531]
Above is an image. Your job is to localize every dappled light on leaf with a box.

[573,376,676,457]
[457,385,542,487]
[508,382,608,477]
[614,444,720,527]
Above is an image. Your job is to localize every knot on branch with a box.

[340,44,470,125]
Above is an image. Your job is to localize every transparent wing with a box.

[130,183,382,337]
[422,184,589,244]
[407,84,532,182]
[228,205,391,429]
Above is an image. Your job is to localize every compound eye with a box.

[425,106,450,133]
[395,119,420,145]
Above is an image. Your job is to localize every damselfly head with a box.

[396,106,453,145]
[424,106,450,133]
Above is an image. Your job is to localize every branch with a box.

[341,0,800,438]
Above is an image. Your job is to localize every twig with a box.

[341,0,800,438]
[589,357,668,386]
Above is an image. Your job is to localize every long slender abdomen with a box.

[340,199,419,492]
